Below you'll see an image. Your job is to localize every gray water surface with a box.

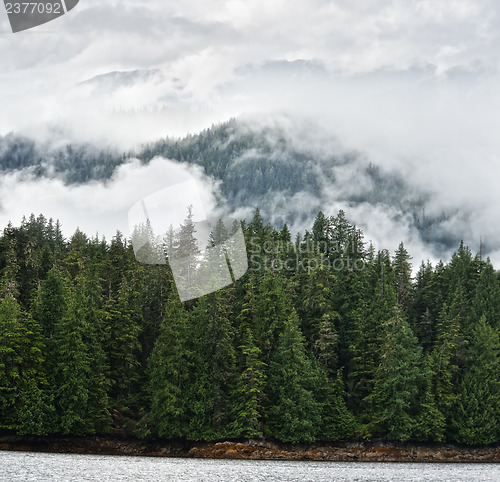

[1,450,499,481]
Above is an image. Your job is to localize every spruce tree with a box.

[410,261,436,352]
[453,317,500,445]
[393,242,413,316]
[0,296,53,433]
[347,250,394,423]
[472,259,500,330]
[0,295,28,429]
[412,355,446,442]
[52,273,110,434]
[429,286,467,435]
[372,314,426,441]
[102,278,142,430]
[264,310,323,443]
[16,313,55,435]
[299,264,339,368]
[148,295,191,439]
[187,291,238,440]
[232,327,266,438]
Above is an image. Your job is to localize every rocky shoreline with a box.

[1,435,499,463]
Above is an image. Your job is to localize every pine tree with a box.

[104,231,131,299]
[148,295,191,439]
[16,313,55,435]
[453,317,500,445]
[299,264,339,370]
[429,286,467,434]
[52,273,110,434]
[410,261,436,352]
[312,210,331,255]
[321,367,356,440]
[372,314,427,441]
[82,267,112,433]
[393,242,412,316]
[471,259,500,330]
[412,355,446,442]
[102,278,142,430]
[65,228,89,279]
[0,295,28,429]
[264,310,323,443]
[36,267,67,342]
[232,327,266,438]
[0,296,53,433]
[171,205,201,299]
[0,239,20,299]
[347,249,394,422]
[186,291,238,440]
[253,269,293,362]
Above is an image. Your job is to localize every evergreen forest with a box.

[0,209,499,446]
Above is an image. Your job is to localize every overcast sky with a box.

[1,0,500,265]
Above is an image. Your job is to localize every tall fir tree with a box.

[264,310,323,443]
[148,294,191,439]
[186,291,238,440]
[452,317,500,444]
[372,313,427,441]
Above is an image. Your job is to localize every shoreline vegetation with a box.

[1,211,499,449]
[1,435,499,463]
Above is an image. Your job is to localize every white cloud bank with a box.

[0,157,222,240]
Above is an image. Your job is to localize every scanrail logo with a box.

[128,179,248,302]
[3,0,78,32]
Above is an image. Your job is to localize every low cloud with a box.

[0,157,222,240]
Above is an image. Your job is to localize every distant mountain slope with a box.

[0,132,123,182]
[80,69,164,93]
[137,119,429,230]
[0,119,459,253]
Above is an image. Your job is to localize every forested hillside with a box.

[0,210,499,445]
[0,120,456,251]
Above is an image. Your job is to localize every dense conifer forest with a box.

[0,209,499,445]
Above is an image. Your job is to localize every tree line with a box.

[0,210,499,445]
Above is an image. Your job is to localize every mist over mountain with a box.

[80,69,165,94]
[0,117,480,263]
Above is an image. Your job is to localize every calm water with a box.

[1,451,499,481]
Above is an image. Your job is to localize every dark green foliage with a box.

[430,286,468,432]
[372,314,427,441]
[347,250,395,423]
[0,210,498,446]
[232,328,266,438]
[410,261,437,352]
[16,314,55,435]
[412,355,446,442]
[264,311,323,443]
[102,278,142,430]
[472,260,500,330]
[185,291,238,440]
[0,296,53,433]
[452,317,500,444]
[148,295,191,439]
[36,267,67,341]
[51,273,110,435]
[393,242,413,315]
[317,368,356,441]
